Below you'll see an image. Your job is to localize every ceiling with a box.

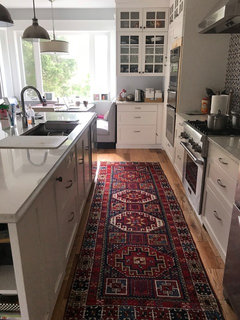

[1,0,116,8]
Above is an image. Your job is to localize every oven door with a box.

[166,104,176,146]
[181,142,206,215]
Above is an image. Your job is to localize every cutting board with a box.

[0,136,68,149]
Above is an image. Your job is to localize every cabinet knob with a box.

[56,177,63,182]
[68,211,75,222]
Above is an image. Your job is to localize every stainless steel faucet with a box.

[20,86,44,128]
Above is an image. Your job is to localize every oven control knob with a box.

[195,145,202,153]
[180,132,188,139]
[189,138,194,145]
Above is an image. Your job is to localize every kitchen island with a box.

[0,112,97,320]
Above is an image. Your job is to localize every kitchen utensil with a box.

[210,95,229,114]
[126,94,134,101]
[231,111,240,130]
[135,89,144,102]
[207,110,228,131]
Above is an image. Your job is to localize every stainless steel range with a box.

[179,119,240,216]
[179,121,208,215]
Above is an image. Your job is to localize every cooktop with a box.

[187,120,240,136]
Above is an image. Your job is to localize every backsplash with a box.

[225,34,240,111]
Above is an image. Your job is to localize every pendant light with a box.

[23,0,50,41]
[40,0,69,54]
[0,4,13,27]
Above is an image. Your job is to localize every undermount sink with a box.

[22,121,79,136]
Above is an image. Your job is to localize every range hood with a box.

[199,0,240,33]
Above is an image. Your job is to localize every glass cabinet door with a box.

[119,33,141,74]
[118,9,142,31]
[143,33,166,75]
[143,9,168,30]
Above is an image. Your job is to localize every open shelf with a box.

[0,265,17,295]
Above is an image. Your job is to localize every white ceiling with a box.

[1,0,116,9]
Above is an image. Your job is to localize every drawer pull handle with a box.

[134,116,141,119]
[56,176,63,182]
[134,130,141,133]
[218,158,228,165]
[65,180,73,189]
[213,210,222,222]
[177,155,181,160]
[135,107,141,110]
[68,211,75,222]
[179,123,184,126]
[217,179,226,188]
[78,158,84,165]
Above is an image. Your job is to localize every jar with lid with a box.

[201,97,209,114]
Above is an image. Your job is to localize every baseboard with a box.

[116,144,163,149]
[97,142,116,149]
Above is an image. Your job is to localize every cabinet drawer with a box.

[118,125,156,144]
[203,186,231,258]
[207,161,237,205]
[59,196,78,261]
[117,104,157,112]
[118,111,156,125]
[209,143,238,180]
[55,148,77,211]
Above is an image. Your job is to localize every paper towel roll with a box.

[210,95,229,114]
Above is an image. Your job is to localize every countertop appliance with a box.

[223,168,240,318]
[135,89,144,102]
[199,0,240,34]
[180,120,240,215]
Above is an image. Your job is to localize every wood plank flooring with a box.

[51,149,237,320]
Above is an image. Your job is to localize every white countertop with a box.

[209,136,240,163]
[0,112,96,223]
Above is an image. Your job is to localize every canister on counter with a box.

[201,97,209,114]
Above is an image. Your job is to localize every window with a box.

[21,32,113,101]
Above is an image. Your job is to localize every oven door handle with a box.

[180,142,204,166]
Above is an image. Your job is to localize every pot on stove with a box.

[207,110,228,131]
[231,111,240,130]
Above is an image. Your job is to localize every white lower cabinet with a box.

[202,142,239,261]
[117,103,164,148]
[1,120,97,320]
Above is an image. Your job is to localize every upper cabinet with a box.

[169,0,184,25]
[118,31,167,76]
[117,8,168,31]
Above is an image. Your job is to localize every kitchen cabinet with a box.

[117,103,164,148]
[173,114,185,180]
[0,117,96,320]
[118,32,167,76]
[202,142,239,261]
[117,8,168,31]
[90,119,98,181]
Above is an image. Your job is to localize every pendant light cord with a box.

[50,0,56,40]
[32,0,36,19]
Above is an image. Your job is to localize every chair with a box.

[96,102,116,148]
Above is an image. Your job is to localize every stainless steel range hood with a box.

[199,0,240,33]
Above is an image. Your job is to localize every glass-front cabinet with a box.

[117,9,142,31]
[143,33,166,74]
[118,32,166,76]
[119,32,141,75]
[117,8,168,31]
[143,9,168,31]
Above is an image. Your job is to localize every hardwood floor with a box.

[51,149,237,320]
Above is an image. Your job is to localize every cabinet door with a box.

[117,9,142,31]
[90,118,98,181]
[118,32,142,75]
[142,32,167,75]
[37,178,62,310]
[76,137,85,214]
[143,8,168,31]
[83,128,92,194]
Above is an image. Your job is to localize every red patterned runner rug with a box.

[64,162,224,320]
